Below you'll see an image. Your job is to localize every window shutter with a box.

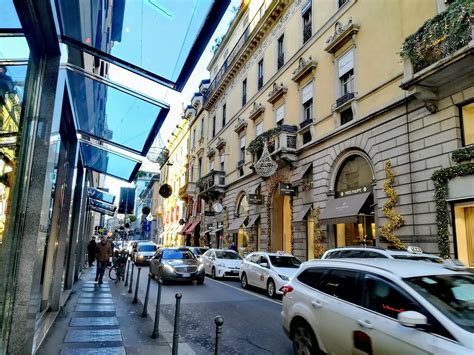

[338,49,354,78]
[302,82,313,103]
[276,104,285,122]
[256,122,263,136]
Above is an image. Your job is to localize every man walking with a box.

[87,237,96,267]
[95,236,112,284]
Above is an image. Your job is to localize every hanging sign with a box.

[205,211,215,216]
[279,183,295,196]
[249,194,264,205]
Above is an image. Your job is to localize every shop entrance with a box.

[272,193,291,253]
[454,202,474,267]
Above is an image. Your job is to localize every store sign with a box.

[279,183,295,196]
[249,194,263,205]
[338,185,371,197]
[205,211,215,216]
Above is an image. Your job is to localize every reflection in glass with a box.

[67,70,167,154]
[0,37,30,60]
[0,0,22,29]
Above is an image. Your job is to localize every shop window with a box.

[461,102,474,146]
[341,108,353,125]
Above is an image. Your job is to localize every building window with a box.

[240,136,246,162]
[338,49,355,99]
[302,3,312,44]
[258,59,264,89]
[198,158,202,178]
[461,102,474,146]
[210,158,215,171]
[303,166,313,186]
[222,104,226,127]
[212,116,216,138]
[341,108,354,125]
[190,165,194,182]
[255,122,263,136]
[276,104,285,125]
[341,70,354,96]
[302,130,312,145]
[192,128,196,147]
[220,154,225,171]
[338,0,349,8]
[277,35,284,69]
[200,118,204,140]
[301,82,313,125]
[242,78,247,106]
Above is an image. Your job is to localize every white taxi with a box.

[281,259,474,354]
[201,249,243,278]
[240,252,302,298]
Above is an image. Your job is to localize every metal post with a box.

[133,267,142,304]
[124,258,130,287]
[128,263,134,293]
[151,281,162,339]
[141,273,152,317]
[172,293,182,355]
[214,316,224,355]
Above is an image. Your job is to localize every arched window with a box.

[335,155,372,195]
[237,194,249,219]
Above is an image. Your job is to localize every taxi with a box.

[239,251,302,298]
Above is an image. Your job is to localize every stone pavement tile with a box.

[64,329,122,343]
[77,298,114,304]
[74,304,115,312]
[61,346,126,355]
[80,289,111,293]
[70,317,119,327]
[79,293,112,298]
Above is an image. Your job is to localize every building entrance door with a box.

[454,203,474,267]
[272,194,291,252]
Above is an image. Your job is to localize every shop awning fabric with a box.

[185,218,201,234]
[228,216,247,233]
[292,163,312,183]
[179,221,191,235]
[294,204,312,222]
[319,192,371,225]
[246,215,260,228]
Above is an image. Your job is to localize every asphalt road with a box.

[129,264,293,355]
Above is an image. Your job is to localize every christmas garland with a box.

[379,160,406,249]
[451,145,474,164]
[313,207,325,258]
[432,162,474,258]
[248,128,281,155]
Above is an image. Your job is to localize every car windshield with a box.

[269,256,301,268]
[138,244,156,252]
[162,249,195,260]
[215,251,242,260]
[392,255,444,263]
[405,274,474,332]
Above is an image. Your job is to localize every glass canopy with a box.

[56,0,230,90]
[80,141,142,182]
[90,204,116,216]
[89,198,116,212]
[67,69,169,155]
[87,187,116,204]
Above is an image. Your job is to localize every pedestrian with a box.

[107,236,115,267]
[87,237,96,267]
[95,236,112,284]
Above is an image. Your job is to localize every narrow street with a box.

[129,265,293,355]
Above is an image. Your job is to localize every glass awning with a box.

[89,198,117,213]
[88,187,116,204]
[56,0,230,91]
[80,141,142,182]
[67,69,169,156]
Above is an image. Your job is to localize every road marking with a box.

[206,278,282,305]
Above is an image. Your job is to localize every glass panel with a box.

[335,155,372,194]
[80,142,141,182]
[68,70,168,154]
[56,0,228,88]
[87,187,116,204]
[0,37,30,60]
[0,0,22,29]
[89,198,116,212]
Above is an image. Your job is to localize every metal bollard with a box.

[128,263,134,293]
[214,316,224,355]
[172,293,182,355]
[124,258,130,287]
[133,267,142,304]
[151,280,162,339]
[141,274,152,317]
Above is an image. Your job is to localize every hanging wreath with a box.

[313,207,325,258]
[379,160,406,249]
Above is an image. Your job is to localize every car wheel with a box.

[211,267,217,279]
[292,321,320,355]
[267,279,276,298]
[241,273,248,289]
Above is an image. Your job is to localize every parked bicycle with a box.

[109,250,128,283]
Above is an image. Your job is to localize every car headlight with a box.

[278,274,289,281]
[163,264,174,272]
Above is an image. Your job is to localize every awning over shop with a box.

[294,204,312,222]
[319,192,371,225]
[179,221,191,235]
[292,163,312,183]
[185,218,201,234]
[246,215,260,228]
[88,187,116,204]
[56,0,230,91]
[228,216,247,233]
[80,141,141,182]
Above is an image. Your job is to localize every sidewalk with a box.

[36,266,174,355]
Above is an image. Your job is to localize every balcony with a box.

[299,117,313,130]
[197,171,226,200]
[400,1,473,107]
[332,92,356,111]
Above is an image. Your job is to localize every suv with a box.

[281,259,473,354]
[322,246,444,263]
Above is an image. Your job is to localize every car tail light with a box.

[280,284,293,296]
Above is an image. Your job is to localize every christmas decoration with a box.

[313,207,325,258]
[254,141,278,177]
[451,145,474,163]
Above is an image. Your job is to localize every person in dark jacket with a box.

[87,237,96,267]
[95,236,112,284]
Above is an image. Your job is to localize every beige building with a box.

[182,0,473,265]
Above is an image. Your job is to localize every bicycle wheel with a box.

[109,266,118,280]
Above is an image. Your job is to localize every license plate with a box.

[182,273,190,277]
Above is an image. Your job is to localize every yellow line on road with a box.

[206,278,283,305]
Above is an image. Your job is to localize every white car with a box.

[201,249,243,278]
[240,252,302,298]
[281,259,474,354]
[322,246,444,263]
[133,242,157,265]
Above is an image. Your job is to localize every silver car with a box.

[149,248,205,284]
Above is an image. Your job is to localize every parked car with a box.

[322,246,444,263]
[281,259,473,354]
[133,243,157,265]
[188,246,209,262]
[239,252,302,298]
[201,249,242,278]
[149,247,205,284]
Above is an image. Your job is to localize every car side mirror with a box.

[398,311,427,328]
[260,262,269,268]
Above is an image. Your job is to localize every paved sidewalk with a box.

[36,266,173,355]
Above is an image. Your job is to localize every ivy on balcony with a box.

[400,0,473,73]
[247,127,281,155]
[451,145,474,163]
